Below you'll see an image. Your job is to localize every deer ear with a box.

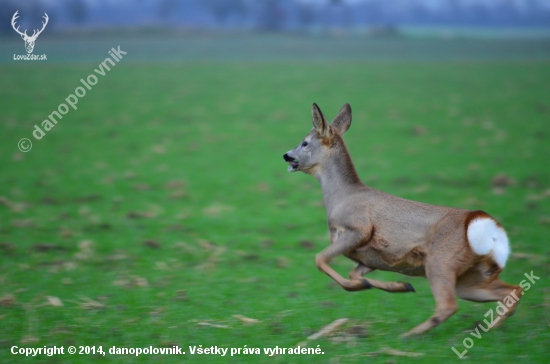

[312,103,330,137]
[331,103,352,135]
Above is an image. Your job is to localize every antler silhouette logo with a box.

[11,11,49,54]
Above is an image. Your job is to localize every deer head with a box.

[12,11,49,54]
[283,103,352,175]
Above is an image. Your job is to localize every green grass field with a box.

[1,34,549,363]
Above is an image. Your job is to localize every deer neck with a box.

[314,143,364,210]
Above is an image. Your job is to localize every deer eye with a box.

[301,141,308,147]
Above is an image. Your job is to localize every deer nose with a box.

[283,153,294,162]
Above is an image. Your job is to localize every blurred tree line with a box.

[1,0,549,34]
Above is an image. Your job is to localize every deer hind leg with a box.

[456,263,522,327]
[401,264,458,338]
[349,263,415,293]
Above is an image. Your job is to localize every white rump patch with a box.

[467,218,510,267]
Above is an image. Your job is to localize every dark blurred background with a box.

[1,0,549,35]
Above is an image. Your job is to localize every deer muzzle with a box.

[283,153,299,172]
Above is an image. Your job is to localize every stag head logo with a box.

[11,11,49,54]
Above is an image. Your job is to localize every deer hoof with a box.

[403,282,415,292]
[362,279,372,289]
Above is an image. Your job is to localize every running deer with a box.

[283,103,521,337]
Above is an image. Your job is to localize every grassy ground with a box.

[3,32,550,63]
[0,35,549,363]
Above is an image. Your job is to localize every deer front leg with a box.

[349,264,415,293]
[349,263,372,280]
[315,232,372,292]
